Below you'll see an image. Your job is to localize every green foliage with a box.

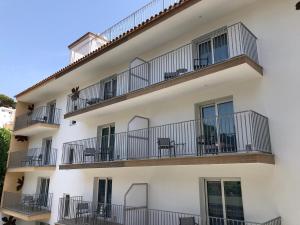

[0,128,11,201]
[0,94,16,109]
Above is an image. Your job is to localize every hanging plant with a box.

[15,135,28,142]
[16,176,24,191]
[2,216,16,225]
[71,87,80,101]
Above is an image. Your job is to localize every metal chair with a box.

[86,98,102,106]
[197,135,218,155]
[22,195,35,210]
[83,148,97,163]
[157,138,176,157]
[193,58,209,70]
[179,217,198,225]
[75,202,90,223]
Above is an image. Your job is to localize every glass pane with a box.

[201,106,217,154]
[224,181,244,222]
[101,128,110,160]
[213,33,228,63]
[217,102,236,153]
[98,180,106,204]
[104,81,112,99]
[206,181,224,219]
[106,179,112,204]
[198,40,212,66]
[112,79,117,97]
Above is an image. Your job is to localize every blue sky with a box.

[0,0,149,98]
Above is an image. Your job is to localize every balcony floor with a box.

[57,218,121,225]
[7,166,56,173]
[59,152,274,170]
[1,207,51,221]
[14,122,59,136]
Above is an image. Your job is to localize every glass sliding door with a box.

[104,78,117,100]
[200,101,236,154]
[213,33,229,63]
[195,32,229,69]
[38,178,50,208]
[97,125,115,161]
[206,179,244,225]
[42,138,52,165]
[97,178,112,217]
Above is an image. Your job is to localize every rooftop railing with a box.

[57,196,281,225]
[14,106,61,131]
[2,192,53,215]
[62,111,271,165]
[66,23,259,114]
[99,0,181,42]
[8,148,57,169]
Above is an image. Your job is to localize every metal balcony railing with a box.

[57,196,281,225]
[2,192,53,215]
[99,0,181,42]
[61,111,271,165]
[66,23,259,114]
[8,148,57,168]
[14,106,61,131]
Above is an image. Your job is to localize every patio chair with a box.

[193,58,209,70]
[86,98,102,106]
[157,138,176,157]
[164,71,179,80]
[197,135,218,155]
[83,148,97,163]
[22,195,35,210]
[179,217,198,225]
[76,202,90,222]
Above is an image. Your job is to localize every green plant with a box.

[2,216,16,225]
[0,94,15,109]
[0,128,11,201]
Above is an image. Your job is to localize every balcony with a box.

[57,196,281,225]
[7,148,57,172]
[60,111,274,170]
[65,22,262,119]
[14,106,61,136]
[1,192,53,221]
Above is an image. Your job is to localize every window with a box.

[205,179,244,225]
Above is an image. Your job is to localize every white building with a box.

[1,0,300,225]
[0,106,15,129]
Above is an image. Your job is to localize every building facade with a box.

[0,107,15,129]
[1,0,299,225]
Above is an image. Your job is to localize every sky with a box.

[0,0,150,98]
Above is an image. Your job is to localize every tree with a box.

[0,128,11,201]
[0,94,16,109]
